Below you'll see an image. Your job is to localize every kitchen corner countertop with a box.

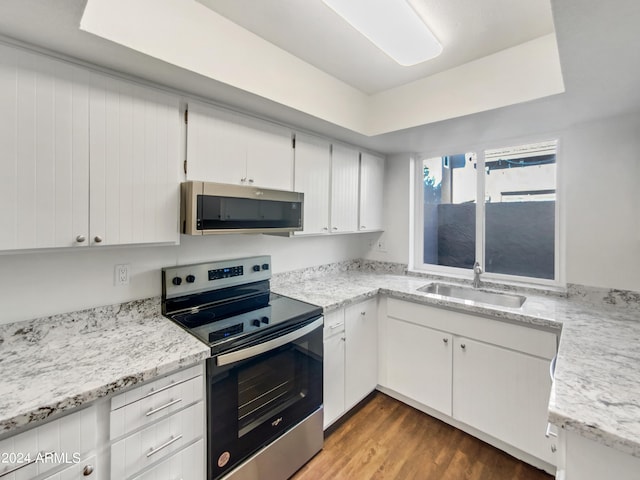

[0,297,209,436]
[1,270,638,463]
[272,271,640,459]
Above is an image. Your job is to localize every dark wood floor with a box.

[292,392,553,480]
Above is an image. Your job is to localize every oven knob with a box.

[172,276,182,286]
[252,265,260,272]
[262,264,270,271]
[186,275,196,283]
[261,317,269,324]
[251,319,261,327]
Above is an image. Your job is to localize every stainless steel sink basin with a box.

[417,283,526,308]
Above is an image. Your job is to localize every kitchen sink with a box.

[417,283,527,308]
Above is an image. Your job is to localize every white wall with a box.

[0,233,375,324]
[369,110,640,292]
[367,154,412,264]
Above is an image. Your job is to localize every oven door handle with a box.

[216,317,323,366]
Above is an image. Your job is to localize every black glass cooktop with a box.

[168,292,322,353]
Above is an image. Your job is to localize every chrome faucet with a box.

[473,262,483,289]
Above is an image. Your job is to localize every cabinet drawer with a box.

[110,376,203,440]
[131,440,204,480]
[110,402,204,480]
[41,455,97,480]
[0,407,96,480]
[111,364,203,411]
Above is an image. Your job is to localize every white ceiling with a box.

[0,0,638,155]
[196,0,555,94]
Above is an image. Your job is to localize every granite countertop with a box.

[0,297,209,436]
[272,270,640,459]
[1,266,639,462]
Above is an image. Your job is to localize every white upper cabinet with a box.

[186,101,293,191]
[359,153,385,231]
[0,44,180,251]
[293,133,331,235]
[88,73,180,246]
[0,45,89,250]
[330,144,359,233]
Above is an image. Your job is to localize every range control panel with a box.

[162,255,271,299]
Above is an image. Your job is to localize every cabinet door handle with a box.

[248,178,254,183]
[93,235,103,243]
[83,464,94,476]
[332,227,338,231]
[146,434,183,458]
[145,398,182,417]
[361,226,366,229]
[329,322,344,329]
[322,227,328,231]
[443,338,448,344]
[460,343,466,350]
[76,235,86,243]
[241,177,247,182]
[144,380,176,398]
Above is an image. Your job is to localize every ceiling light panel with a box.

[322,0,442,66]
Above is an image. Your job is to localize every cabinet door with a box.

[323,309,345,429]
[41,455,97,480]
[293,133,331,235]
[89,73,180,246]
[386,317,453,416]
[323,331,345,429]
[186,101,247,185]
[359,153,385,231]
[244,116,293,191]
[344,299,378,410]
[452,337,554,464]
[330,144,359,233]
[0,44,90,250]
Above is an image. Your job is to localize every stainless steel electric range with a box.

[161,256,323,480]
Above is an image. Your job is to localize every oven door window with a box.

[207,324,322,479]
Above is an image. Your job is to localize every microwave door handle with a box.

[216,318,323,366]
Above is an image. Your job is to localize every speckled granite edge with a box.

[0,297,210,435]
[568,283,640,312]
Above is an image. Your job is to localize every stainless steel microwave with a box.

[181,181,304,235]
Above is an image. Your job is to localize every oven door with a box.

[207,317,323,480]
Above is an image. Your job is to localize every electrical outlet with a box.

[114,264,130,286]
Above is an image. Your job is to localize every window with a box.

[416,140,559,283]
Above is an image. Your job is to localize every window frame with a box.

[411,136,564,287]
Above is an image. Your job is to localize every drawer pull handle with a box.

[329,322,344,329]
[545,422,558,438]
[0,451,45,478]
[146,398,182,417]
[83,464,94,476]
[144,380,176,398]
[146,434,183,458]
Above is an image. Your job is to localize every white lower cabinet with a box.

[0,405,97,480]
[386,317,452,416]
[109,365,205,480]
[323,309,346,428]
[323,298,378,429]
[381,298,557,470]
[557,429,640,480]
[453,337,555,465]
[344,299,378,410]
[42,455,97,480]
[131,439,204,480]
